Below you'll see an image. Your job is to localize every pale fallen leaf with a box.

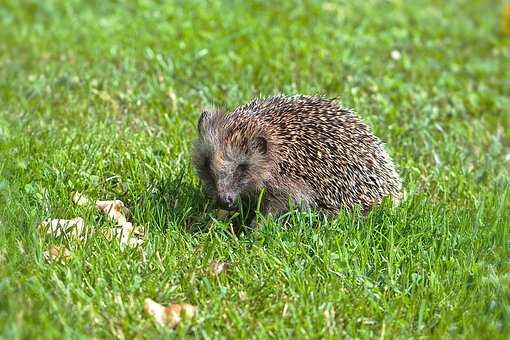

[144,298,196,328]
[238,291,247,301]
[323,307,335,321]
[95,199,143,248]
[390,50,401,60]
[125,237,145,248]
[104,223,145,248]
[116,223,145,237]
[39,217,87,239]
[208,260,230,276]
[282,303,289,317]
[116,225,144,248]
[43,245,72,262]
[72,191,91,206]
[71,193,143,248]
[96,200,130,226]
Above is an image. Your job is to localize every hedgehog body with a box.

[193,95,402,216]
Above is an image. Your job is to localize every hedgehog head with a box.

[192,108,271,210]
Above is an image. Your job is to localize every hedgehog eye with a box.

[203,156,211,170]
[236,162,249,175]
[254,136,267,155]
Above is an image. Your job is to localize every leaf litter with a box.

[38,192,145,249]
[144,298,197,328]
[208,260,230,276]
[43,245,72,263]
[40,192,213,329]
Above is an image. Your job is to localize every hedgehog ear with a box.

[197,110,211,135]
[198,108,225,135]
[253,136,268,155]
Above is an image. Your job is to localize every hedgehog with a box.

[192,95,402,217]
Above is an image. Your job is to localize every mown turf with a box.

[1,0,509,338]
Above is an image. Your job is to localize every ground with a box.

[0,0,509,338]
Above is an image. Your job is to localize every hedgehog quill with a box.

[192,95,402,217]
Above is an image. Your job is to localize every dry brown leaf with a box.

[504,4,510,36]
[43,245,72,262]
[208,260,230,276]
[144,298,196,328]
[39,217,87,239]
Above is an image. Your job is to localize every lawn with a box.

[0,0,509,338]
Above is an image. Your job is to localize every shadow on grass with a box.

[135,172,209,233]
[135,171,256,235]
[135,169,402,237]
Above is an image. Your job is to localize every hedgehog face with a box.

[193,109,270,211]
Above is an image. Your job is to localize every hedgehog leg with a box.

[261,195,288,216]
[247,195,288,228]
[249,217,259,229]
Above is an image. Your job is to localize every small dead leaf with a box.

[116,223,145,237]
[95,199,143,248]
[216,209,231,219]
[238,291,247,301]
[323,307,335,321]
[282,303,289,318]
[105,223,145,248]
[144,298,196,329]
[43,245,72,262]
[72,192,91,206]
[208,261,230,276]
[39,217,87,239]
[96,200,130,226]
[117,226,144,248]
[124,237,144,248]
[71,193,144,248]
[504,4,510,36]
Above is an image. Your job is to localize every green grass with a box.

[1,0,509,338]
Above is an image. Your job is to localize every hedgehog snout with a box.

[217,192,236,210]
[215,170,242,210]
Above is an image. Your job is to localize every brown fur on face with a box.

[192,108,272,210]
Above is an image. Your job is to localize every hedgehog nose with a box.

[218,194,236,210]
